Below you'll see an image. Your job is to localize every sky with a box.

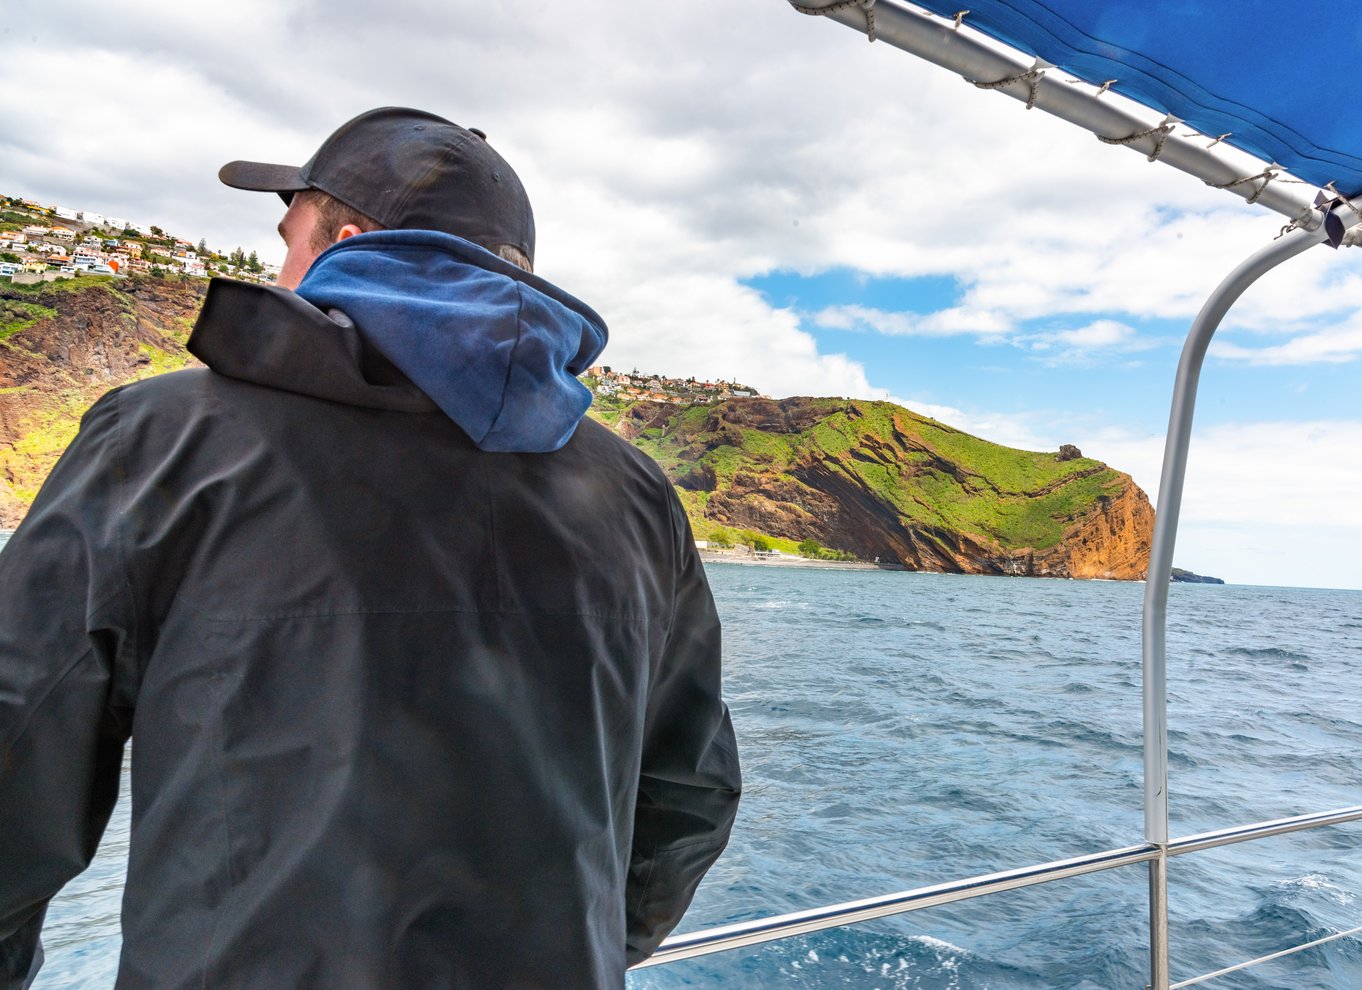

[2,1,1361,589]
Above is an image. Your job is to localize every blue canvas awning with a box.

[902,0,1362,196]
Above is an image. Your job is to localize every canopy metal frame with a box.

[788,0,1324,224]
[635,3,1362,986]
[1140,216,1346,989]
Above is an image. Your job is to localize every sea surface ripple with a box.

[630,568,1362,990]
[11,539,1361,988]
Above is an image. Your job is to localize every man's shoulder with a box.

[86,367,200,414]
[569,417,672,482]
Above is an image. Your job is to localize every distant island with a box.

[1171,567,1225,585]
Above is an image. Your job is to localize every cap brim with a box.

[218,160,311,194]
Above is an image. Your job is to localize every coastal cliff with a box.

[0,275,204,526]
[597,396,1153,579]
[1,276,1153,580]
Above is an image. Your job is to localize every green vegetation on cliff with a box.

[0,274,206,526]
[588,393,1150,577]
[0,299,57,339]
[0,273,1150,578]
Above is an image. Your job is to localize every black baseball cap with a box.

[218,107,535,264]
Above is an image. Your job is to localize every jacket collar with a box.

[187,279,437,414]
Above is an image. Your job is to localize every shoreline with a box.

[698,549,894,572]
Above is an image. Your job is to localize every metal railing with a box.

[641,16,1362,969]
[638,806,1362,974]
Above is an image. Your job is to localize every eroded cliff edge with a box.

[0,275,205,526]
[601,396,1153,579]
[1,278,1153,580]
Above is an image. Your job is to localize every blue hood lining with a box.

[296,230,607,453]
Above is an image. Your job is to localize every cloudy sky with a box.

[3,0,1362,589]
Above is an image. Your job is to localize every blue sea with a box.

[8,534,1361,988]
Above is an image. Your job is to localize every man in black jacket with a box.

[0,107,740,989]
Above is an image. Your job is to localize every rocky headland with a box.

[596,396,1153,580]
[2,274,1157,580]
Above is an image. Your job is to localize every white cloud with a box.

[1048,320,1139,349]
[4,0,1362,586]
[809,304,1012,337]
[12,0,1358,399]
[1022,318,1165,366]
[1211,316,1362,365]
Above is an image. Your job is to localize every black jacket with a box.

[0,277,740,989]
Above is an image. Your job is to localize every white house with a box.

[53,206,78,221]
[78,211,106,227]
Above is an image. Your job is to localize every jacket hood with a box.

[295,229,607,452]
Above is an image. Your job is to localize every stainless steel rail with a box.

[639,806,1362,970]
[1169,924,1362,989]
[636,844,1159,969]
[787,0,1321,221]
[1169,805,1362,857]
[678,7,1362,986]
[1139,221,1335,988]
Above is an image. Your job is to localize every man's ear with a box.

[335,223,365,243]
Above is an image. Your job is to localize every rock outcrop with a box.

[0,282,1155,582]
[598,396,1153,580]
[0,275,205,526]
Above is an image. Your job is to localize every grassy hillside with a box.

[0,280,1151,577]
[0,274,205,525]
[590,394,1151,577]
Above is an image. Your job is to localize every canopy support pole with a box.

[787,0,1321,221]
[1141,222,1331,990]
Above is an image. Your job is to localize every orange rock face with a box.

[1038,483,1154,581]
[603,396,1155,581]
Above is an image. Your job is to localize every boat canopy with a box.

[791,0,1362,227]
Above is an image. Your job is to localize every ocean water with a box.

[7,537,1361,988]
